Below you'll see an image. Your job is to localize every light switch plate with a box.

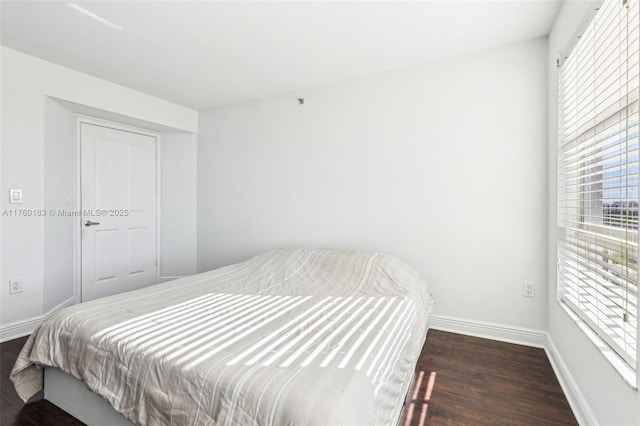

[9,188,23,204]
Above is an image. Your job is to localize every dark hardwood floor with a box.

[399,330,577,426]
[1,330,576,425]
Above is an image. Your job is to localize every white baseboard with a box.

[159,276,184,283]
[545,335,597,426]
[0,297,77,342]
[429,314,547,348]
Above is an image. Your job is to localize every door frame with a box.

[74,116,162,303]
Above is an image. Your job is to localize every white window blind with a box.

[558,0,639,369]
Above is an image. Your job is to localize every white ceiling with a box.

[0,0,561,110]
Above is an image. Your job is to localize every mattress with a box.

[11,248,434,425]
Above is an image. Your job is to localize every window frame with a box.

[556,0,639,383]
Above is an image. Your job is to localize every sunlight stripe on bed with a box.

[260,297,363,367]
[92,293,220,338]
[337,297,397,369]
[247,297,343,366]
[133,293,273,353]
[160,295,300,362]
[180,296,312,369]
[277,297,367,368]
[95,293,240,344]
[299,298,374,368]
[368,302,415,379]
[225,296,351,366]
[354,297,406,371]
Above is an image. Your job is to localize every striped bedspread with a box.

[11,248,434,425]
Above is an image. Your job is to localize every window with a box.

[558,0,639,371]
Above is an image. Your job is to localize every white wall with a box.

[0,47,198,330]
[43,98,76,312]
[547,1,640,424]
[161,133,198,281]
[198,38,548,332]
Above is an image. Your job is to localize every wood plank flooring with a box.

[0,330,576,425]
[399,330,577,425]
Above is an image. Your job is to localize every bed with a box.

[11,248,434,425]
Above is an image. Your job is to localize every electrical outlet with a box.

[523,281,534,297]
[9,279,23,294]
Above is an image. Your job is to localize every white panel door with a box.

[81,122,158,301]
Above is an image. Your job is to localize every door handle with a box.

[84,220,101,227]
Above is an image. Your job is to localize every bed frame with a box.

[44,366,412,425]
[45,367,133,425]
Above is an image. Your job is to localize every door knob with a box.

[84,220,101,226]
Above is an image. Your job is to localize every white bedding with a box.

[11,248,434,425]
